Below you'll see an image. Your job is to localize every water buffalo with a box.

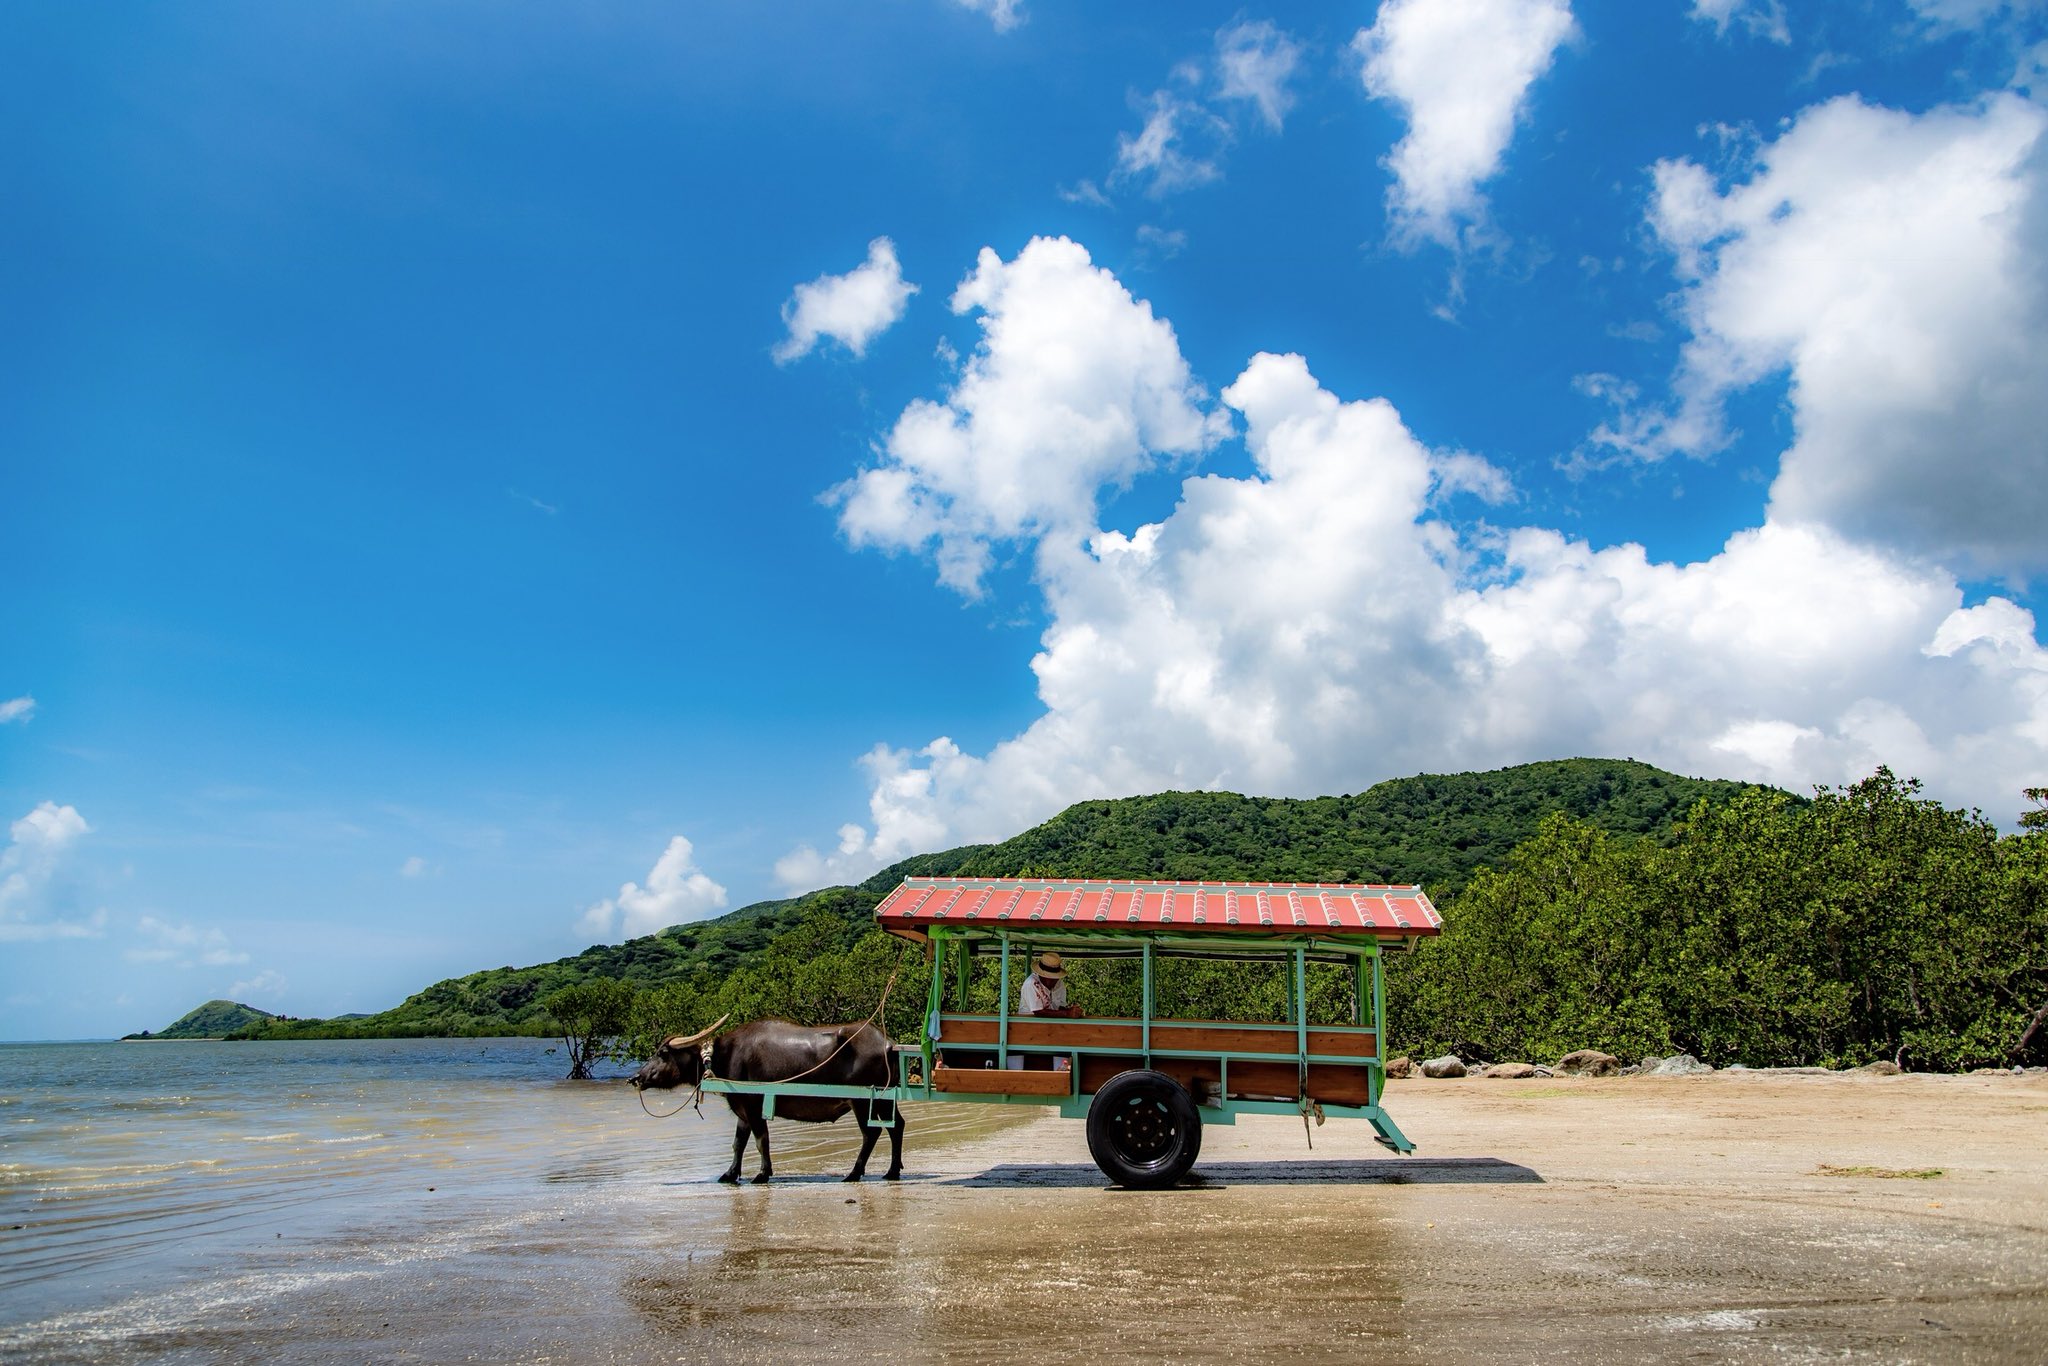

[631,1015,905,1184]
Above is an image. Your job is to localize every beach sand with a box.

[13,1070,2048,1363]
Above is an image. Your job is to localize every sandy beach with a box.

[9,1067,2047,1363]
[19,1064,2048,1363]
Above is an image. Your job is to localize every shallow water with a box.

[0,1036,1003,1354]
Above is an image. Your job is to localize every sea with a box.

[0,1037,1011,1362]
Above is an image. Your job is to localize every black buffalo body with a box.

[631,1018,905,1184]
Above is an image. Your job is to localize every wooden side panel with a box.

[1076,1058,1369,1106]
[940,1016,1374,1058]
[1077,1056,1221,1101]
[1150,1022,1377,1059]
[936,1013,1377,1108]
[931,1066,1072,1096]
[939,1017,1144,1049]
[1226,1061,1374,1106]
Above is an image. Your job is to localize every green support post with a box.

[997,933,1011,1068]
[1293,945,1309,1079]
[1373,948,1386,1044]
[955,932,970,1011]
[1141,938,1153,1068]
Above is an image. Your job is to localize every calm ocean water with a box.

[0,1035,941,1354]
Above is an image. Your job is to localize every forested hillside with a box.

[210,759,1740,1040]
[871,758,1750,890]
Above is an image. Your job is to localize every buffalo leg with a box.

[719,1119,748,1184]
[883,1109,905,1180]
[748,1114,773,1183]
[846,1101,884,1182]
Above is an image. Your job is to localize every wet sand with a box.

[11,1070,2047,1363]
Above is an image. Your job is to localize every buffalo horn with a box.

[663,1013,730,1051]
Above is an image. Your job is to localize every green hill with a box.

[873,757,1750,890]
[206,759,1755,1041]
[126,999,277,1040]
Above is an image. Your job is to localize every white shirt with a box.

[1018,974,1067,1015]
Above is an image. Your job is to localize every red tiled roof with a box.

[874,876,1441,939]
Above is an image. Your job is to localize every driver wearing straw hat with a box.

[1018,951,1079,1017]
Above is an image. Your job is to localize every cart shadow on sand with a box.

[953,1156,1543,1188]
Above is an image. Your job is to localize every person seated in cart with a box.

[1018,951,1081,1017]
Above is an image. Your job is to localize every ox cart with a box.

[696,876,1441,1188]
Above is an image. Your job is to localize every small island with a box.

[124,999,279,1040]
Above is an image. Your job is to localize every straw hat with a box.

[1032,951,1065,979]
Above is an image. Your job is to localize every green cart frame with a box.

[699,876,1441,1188]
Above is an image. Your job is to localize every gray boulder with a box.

[1554,1049,1621,1077]
[1420,1054,1467,1079]
[1649,1053,1714,1076]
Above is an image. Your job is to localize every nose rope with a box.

[637,1086,695,1120]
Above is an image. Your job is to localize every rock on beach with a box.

[1420,1054,1467,1079]
[1649,1054,1714,1076]
[1555,1049,1620,1077]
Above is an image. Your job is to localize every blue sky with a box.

[5,1,2046,1039]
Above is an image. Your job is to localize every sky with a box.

[5,0,2047,1039]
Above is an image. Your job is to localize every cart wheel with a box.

[1085,1069,1203,1188]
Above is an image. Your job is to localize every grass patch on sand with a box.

[1816,1163,1944,1180]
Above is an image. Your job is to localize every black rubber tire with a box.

[1085,1069,1203,1188]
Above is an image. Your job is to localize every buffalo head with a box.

[630,1014,728,1091]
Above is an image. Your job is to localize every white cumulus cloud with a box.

[579,835,729,941]
[828,236,1227,597]
[1355,0,1578,247]
[0,802,105,942]
[773,237,919,365]
[1595,93,2048,578]
[0,696,34,724]
[781,243,2048,890]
